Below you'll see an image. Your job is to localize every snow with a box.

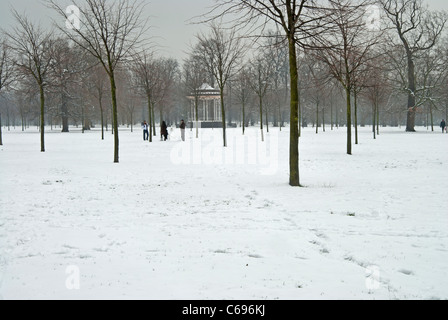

[0,125,447,300]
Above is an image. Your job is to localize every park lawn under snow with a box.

[0,124,447,300]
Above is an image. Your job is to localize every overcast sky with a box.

[1,0,447,62]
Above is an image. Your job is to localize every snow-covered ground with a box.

[0,125,447,300]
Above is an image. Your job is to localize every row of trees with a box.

[0,0,447,186]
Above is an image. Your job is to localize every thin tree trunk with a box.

[288,37,300,186]
[345,86,352,155]
[430,104,434,132]
[446,101,448,134]
[322,107,325,132]
[147,95,152,143]
[220,88,227,147]
[100,100,104,140]
[373,103,376,140]
[316,102,319,134]
[406,55,416,132]
[242,101,246,135]
[39,85,45,152]
[109,72,119,163]
[354,91,359,145]
[0,113,3,146]
[259,95,264,142]
[152,105,156,136]
[376,102,380,136]
[195,97,199,139]
[61,94,69,132]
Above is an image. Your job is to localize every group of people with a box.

[441,119,447,133]
[141,120,187,142]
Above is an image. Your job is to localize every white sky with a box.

[0,0,447,62]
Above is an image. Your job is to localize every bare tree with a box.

[132,51,158,142]
[47,0,149,163]
[0,35,15,145]
[194,24,245,147]
[380,0,447,132]
[248,55,274,142]
[363,56,390,139]
[311,0,382,155]
[5,11,55,152]
[153,58,179,128]
[415,43,448,131]
[206,0,331,186]
[234,65,252,135]
[85,63,109,140]
[184,53,208,138]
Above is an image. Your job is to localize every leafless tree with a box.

[204,0,332,186]
[363,56,391,139]
[194,23,245,147]
[85,63,109,139]
[379,0,447,132]
[248,55,274,142]
[5,11,55,152]
[132,51,158,142]
[153,58,179,129]
[184,53,208,138]
[0,34,15,145]
[47,0,149,163]
[234,65,252,135]
[311,0,382,155]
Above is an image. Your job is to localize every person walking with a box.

[161,121,169,141]
[142,121,149,141]
[180,119,186,141]
[440,119,446,133]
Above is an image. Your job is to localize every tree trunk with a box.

[109,72,119,163]
[61,94,69,132]
[430,104,434,132]
[0,113,3,146]
[242,101,246,135]
[406,55,416,132]
[373,103,376,140]
[99,96,104,140]
[195,97,199,139]
[322,107,325,132]
[220,88,227,147]
[376,102,380,136]
[152,105,156,136]
[345,86,352,155]
[147,95,152,143]
[288,37,300,187]
[39,84,45,152]
[298,91,302,138]
[316,102,319,134]
[446,101,448,134]
[259,95,264,142]
[354,91,359,145]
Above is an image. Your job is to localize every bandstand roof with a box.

[188,83,221,99]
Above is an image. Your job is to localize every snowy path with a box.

[0,126,447,299]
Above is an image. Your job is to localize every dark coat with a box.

[441,120,446,128]
[180,121,186,130]
[161,122,168,136]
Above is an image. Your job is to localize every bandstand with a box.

[187,83,222,128]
